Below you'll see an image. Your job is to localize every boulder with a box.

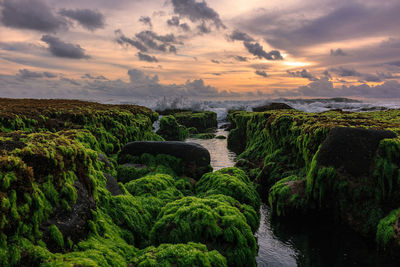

[317,127,397,177]
[120,141,212,179]
[252,102,293,112]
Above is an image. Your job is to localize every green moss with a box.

[156,115,189,141]
[196,169,260,211]
[376,208,400,248]
[133,242,227,267]
[150,196,257,267]
[125,174,183,204]
[174,111,217,133]
[117,164,150,183]
[49,225,64,249]
[268,175,307,217]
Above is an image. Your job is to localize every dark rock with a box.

[104,173,122,196]
[252,102,294,112]
[98,153,112,169]
[0,140,26,151]
[317,127,397,177]
[41,180,95,252]
[120,141,211,179]
[121,163,147,169]
[156,108,192,115]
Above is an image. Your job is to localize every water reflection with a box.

[186,128,236,171]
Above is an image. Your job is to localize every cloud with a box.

[166,16,190,31]
[228,30,254,42]
[135,30,181,52]
[287,69,317,81]
[139,16,152,27]
[59,8,105,31]
[197,21,211,34]
[115,29,148,52]
[137,52,158,62]
[330,66,361,77]
[297,78,400,98]
[238,2,400,55]
[255,70,267,77]
[330,48,347,56]
[0,0,66,32]
[243,42,283,60]
[170,0,225,29]
[211,59,219,64]
[41,35,89,59]
[17,69,57,79]
[233,55,248,62]
[82,73,108,80]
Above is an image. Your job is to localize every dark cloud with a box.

[249,63,270,70]
[137,52,158,62]
[59,8,105,31]
[330,67,361,77]
[60,77,81,86]
[330,48,347,56]
[297,78,400,98]
[228,30,254,42]
[287,69,318,81]
[362,74,382,83]
[166,16,191,32]
[0,0,66,32]
[211,59,219,64]
[170,0,225,29]
[41,35,89,59]
[243,42,283,60]
[82,73,107,80]
[139,16,152,27]
[135,30,181,52]
[197,21,211,34]
[167,16,180,26]
[115,29,148,52]
[238,2,400,55]
[17,69,57,79]
[233,56,248,62]
[323,70,332,80]
[179,23,190,31]
[255,70,267,78]
[387,61,400,67]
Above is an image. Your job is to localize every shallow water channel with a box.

[187,128,399,267]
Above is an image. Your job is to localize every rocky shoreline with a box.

[227,107,400,256]
[0,99,259,266]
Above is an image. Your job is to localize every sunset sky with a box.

[1,0,400,100]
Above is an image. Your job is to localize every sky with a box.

[0,0,400,101]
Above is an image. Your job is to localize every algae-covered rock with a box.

[124,174,183,204]
[227,108,400,252]
[119,141,212,179]
[132,242,227,267]
[196,168,260,211]
[156,115,189,141]
[192,132,216,139]
[150,196,258,267]
[173,111,217,133]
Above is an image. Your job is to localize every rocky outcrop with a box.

[119,141,212,179]
[228,108,400,252]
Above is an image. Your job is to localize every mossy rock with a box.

[132,242,227,267]
[174,111,217,133]
[117,163,150,183]
[124,174,183,204]
[216,135,226,139]
[268,175,307,217]
[156,115,189,141]
[376,208,400,250]
[150,196,257,267]
[196,168,260,211]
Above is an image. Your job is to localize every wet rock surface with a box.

[252,102,294,112]
[317,127,397,177]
